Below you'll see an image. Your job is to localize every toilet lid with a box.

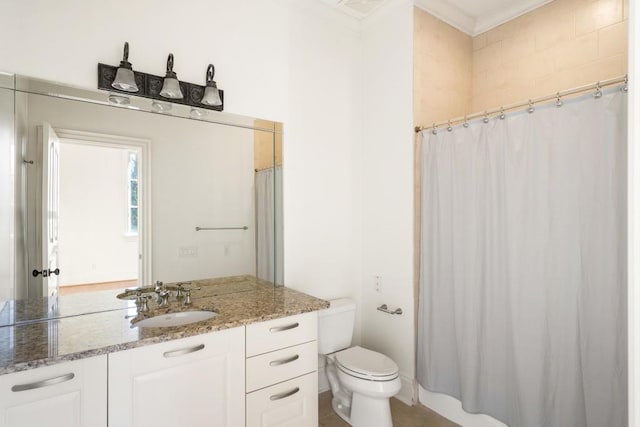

[335,346,399,381]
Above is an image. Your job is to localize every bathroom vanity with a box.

[0,276,328,427]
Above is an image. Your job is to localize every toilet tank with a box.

[318,298,356,355]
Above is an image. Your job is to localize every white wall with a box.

[58,142,138,285]
[360,0,415,404]
[0,0,289,122]
[282,1,364,341]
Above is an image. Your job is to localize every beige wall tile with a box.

[575,0,624,36]
[413,7,472,126]
[599,20,628,57]
[414,0,627,127]
[473,41,502,74]
[551,32,599,71]
[473,32,488,51]
[534,12,575,51]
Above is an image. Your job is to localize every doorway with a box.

[27,127,150,297]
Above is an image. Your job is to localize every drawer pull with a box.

[269,354,300,367]
[12,373,75,392]
[270,387,300,401]
[163,344,205,358]
[269,322,299,333]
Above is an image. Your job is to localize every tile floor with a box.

[318,391,461,427]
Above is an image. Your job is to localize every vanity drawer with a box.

[246,341,317,392]
[246,312,317,357]
[246,372,318,427]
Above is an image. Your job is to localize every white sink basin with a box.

[135,311,217,328]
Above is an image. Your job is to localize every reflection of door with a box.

[41,123,60,297]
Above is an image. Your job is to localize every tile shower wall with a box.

[472,0,629,112]
[414,8,472,126]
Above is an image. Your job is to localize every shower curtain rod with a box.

[414,74,628,133]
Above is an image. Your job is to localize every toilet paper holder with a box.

[377,304,402,315]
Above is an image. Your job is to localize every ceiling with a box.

[317,0,554,36]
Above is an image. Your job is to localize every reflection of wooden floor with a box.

[58,279,137,296]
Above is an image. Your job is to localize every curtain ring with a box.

[463,115,469,128]
[623,75,629,92]
[499,107,506,120]
[593,82,602,99]
[555,92,563,107]
[483,111,489,123]
[447,120,453,132]
[528,100,535,114]
[431,123,437,135]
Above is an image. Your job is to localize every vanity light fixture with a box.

[159,54,184,99]
[200,64,222,107]
[111,42,139,93]
[99,47,224,111]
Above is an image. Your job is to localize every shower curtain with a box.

[255,166,283,285]
[417,89,627,427]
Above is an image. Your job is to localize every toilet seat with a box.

[335,346,399,382]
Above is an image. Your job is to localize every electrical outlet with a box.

[178,246,198,258]
[374,275,382,292]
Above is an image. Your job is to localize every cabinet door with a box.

[0,355,107,427]
[246,372,317,427]
[108,327,245,427]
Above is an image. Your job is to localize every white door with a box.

[40,123,61,297]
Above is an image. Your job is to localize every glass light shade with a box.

[190,107,208,118]
[112,42,138,92]
[201,85,222,106]
[112,67,138,92]
[151,101,172,113]
[160,77,183,99]
[108,93,130,105]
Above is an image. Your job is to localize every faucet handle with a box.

[154,280,164,293]
[158,290,170,307]
[175,282,192,298]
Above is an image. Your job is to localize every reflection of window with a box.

[127,151,138,234]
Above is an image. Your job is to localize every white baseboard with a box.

[395,375,414,405]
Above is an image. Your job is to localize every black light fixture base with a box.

[98,63,224,112]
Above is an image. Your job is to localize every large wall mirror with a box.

[0,73,283,322]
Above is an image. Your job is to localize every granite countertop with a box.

[0,275,329,375]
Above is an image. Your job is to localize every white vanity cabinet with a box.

[108,326,245,427]
[0,355,107,427]
[245,312,318,427]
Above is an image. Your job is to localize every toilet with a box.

[318,298,401,427]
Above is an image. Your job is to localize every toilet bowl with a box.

[319,299,401,427]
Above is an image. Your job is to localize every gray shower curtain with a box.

[418,89,627,426]
[255,166,283,285]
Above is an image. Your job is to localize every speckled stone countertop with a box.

[0,275,328,375]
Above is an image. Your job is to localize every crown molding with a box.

[414,0,552,36]
[413,0,475,35]
[473,0,553,35]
